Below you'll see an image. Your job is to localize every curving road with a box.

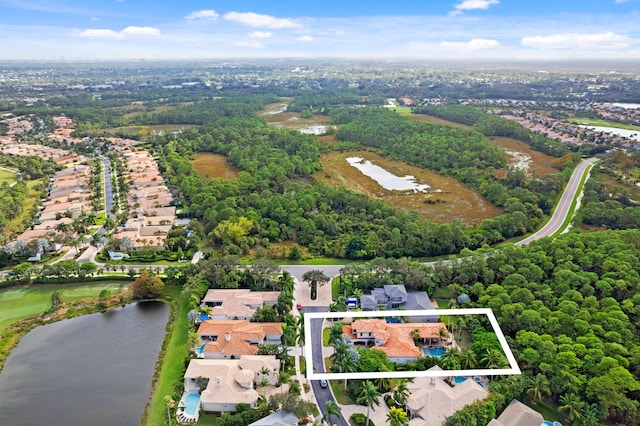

[516,157,598,246]
[286,157,598,424]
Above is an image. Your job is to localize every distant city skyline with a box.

[1,0,640,61]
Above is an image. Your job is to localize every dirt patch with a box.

[191,153,239,180]
[259,102,334,134]
[407,113,474,130]
[315,150,502,224]
[489,137,560,177]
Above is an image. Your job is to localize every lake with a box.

[0,302,169,426]
[346,156,431,192]
[578,125,640,141]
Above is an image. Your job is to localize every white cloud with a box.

[74,26,160,40]
[121,26,161,37]
[296,35,314,42]
[232,40,266,48]
[74,29,124,39]
[521,32,632,49]
[223,11,301,29]
[185,10,219,21]
[440,38,500,49]
[452,0,499,15]
[249,31,272,39]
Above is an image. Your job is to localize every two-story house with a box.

[359,285,438,322]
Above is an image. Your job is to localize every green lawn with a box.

[323,327,331,346]
[530,399,567,423]
[0,282,124,333]
[567,117,640,131]
[331,277,340,300]
[146,283,190,426]
[0,168,18,185]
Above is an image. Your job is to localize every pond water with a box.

[579,125,640,141]
[612,103,640,109]
[0,302,169,426]
[346,157,431,192]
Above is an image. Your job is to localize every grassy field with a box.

[315,150,502,224]
[0,168,18,186]
[567,117,640,131]
[0,282,124,333]
[190,152,239,180]
[146,283,189,426]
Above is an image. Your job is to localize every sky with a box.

[1,0,640,61]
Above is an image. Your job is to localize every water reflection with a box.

[0,302,169,426]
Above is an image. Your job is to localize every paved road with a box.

[304,309,349,426]
[96,156,116,236]
[516,157,598,246]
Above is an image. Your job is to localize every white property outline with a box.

[304,308,521,380]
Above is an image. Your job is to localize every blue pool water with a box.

[196,344,205,356]
[184,391,200,416]
[423,346,445,357]
[542,421,553,426]
[454,376,468,384]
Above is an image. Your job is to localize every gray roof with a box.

[406,292,435,310]
[360,294,377,310]
[249,410,298,426]
[384,284,408,299]
[372,288,388,302]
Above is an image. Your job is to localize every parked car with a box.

[320,379,328,388]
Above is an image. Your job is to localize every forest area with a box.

[148,96,580,259]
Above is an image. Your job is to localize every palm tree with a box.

[386,406,409,426]
[330,342,349,369]
[295,316,305,347]
[560,393,585,422]
[459,348,478,370]
[324,400,342,425]
[392,379,410,407]
[481,348,508,369]
[356,380,381,426]
[187,330,201,354]
[163,395,175,426]
[526,373,551,404]
[334,352,358,389]
[410,329,422,348]
[441,347,462,370]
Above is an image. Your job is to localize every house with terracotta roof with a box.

[197,320,283,359]
[487,400,545,426]
[407,366,488,425]
[342,319,449,364]
[182,355,280,417]
[201,289,280,320]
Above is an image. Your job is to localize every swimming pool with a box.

[454,376,468,384]
[184,391,200,416]
[423,346,445,357]
[196,344,205,356]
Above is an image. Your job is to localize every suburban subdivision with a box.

[0,56,639,426]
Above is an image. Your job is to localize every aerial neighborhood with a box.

[1,57,639,426]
